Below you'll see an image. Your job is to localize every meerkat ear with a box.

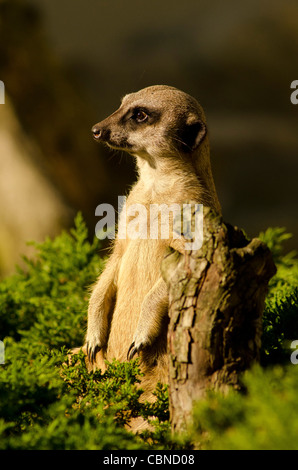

[192,121,207,150]
[181,116,207,151]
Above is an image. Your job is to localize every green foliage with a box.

[0,340,168,449]
[259,227,298,365]
[0,217,297,450]
[0,212,103,346]
[191,364,298,450]
[0,214,170,449]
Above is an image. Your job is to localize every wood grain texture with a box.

[161,207,276,434]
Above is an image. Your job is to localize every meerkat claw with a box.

[87,342,101,364]
[127,341,139,361]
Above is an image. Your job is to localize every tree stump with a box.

[161,207,277,434]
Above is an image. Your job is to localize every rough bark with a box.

[161,207,277,434]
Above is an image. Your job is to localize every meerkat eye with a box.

[133,110,148,123]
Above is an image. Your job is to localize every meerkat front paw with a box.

[127,341,138,361]
[127,332,152,361]
[127,278,169,361]
[127,341,144,361]
[86,342,101,364]
[85,331,104,364]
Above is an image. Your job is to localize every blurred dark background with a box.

[0,0,297,276]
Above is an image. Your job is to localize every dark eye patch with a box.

[121,107,161,126]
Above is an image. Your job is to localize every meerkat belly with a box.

[106,238,165,361]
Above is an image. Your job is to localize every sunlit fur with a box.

[82,85,221,429]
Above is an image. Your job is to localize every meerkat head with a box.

[92,85,207,166]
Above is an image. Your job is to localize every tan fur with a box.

[83,85,221,410]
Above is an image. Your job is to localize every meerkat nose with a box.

[92,124,102,140]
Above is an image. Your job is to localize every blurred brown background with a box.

[0,0,297,276]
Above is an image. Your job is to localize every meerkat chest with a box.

[117,238,165,288]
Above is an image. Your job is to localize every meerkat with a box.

[84,85,221,404]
